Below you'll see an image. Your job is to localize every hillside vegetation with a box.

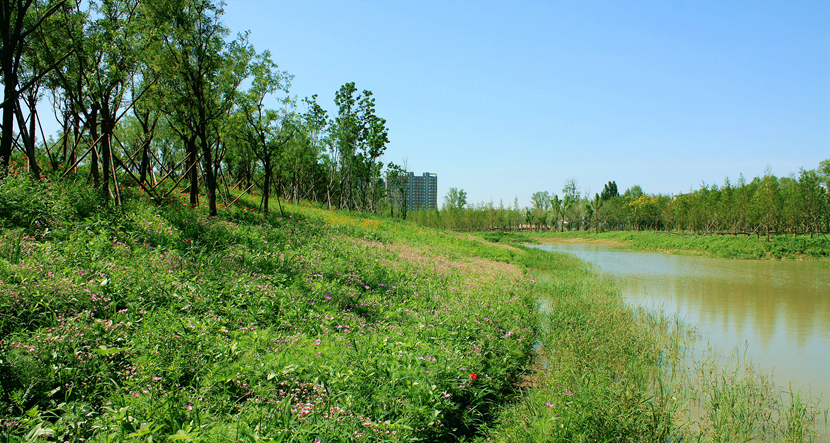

[1,176,823,442]
[0,175,540,441]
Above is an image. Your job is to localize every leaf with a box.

[25,423,54,441]
[92,345,123,356]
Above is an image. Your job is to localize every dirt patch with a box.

[347,237,522,280]
[531,237,629,247]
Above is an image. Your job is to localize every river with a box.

[536,242,830,418]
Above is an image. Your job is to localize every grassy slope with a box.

[529,230,830,259]
[0,176,822,442]
[0,176,538,442]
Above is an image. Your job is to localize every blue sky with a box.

[227,0,829,206]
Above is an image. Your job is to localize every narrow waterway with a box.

[536,242,830,409]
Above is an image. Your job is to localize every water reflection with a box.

[536,243,830,398]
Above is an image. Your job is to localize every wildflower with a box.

[545,402,553,407]
[470,373,478,380]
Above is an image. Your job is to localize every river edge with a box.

[521,241,830,441]
[526,230,830,260]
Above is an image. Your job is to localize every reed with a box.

[484,245,827,442]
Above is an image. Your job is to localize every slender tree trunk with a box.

[89,103,100,187]
[0,29,18,170]
[100,104,115,202]
[186,134,198,207]
[69,114,79,169]
[137,112,157,185]
[139,138,150,185]
[262,159,271,213]
[1,97,14,170]
[13,100,40,178]
[199,131,217,217]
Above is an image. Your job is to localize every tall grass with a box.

[0,175,824,442]
[483,245,826,442]
[0,177,537,442]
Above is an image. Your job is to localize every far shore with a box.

[518,230,829,260]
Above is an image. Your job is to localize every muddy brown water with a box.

[536,243,830,423]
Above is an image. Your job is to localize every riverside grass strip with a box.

[0,176,824,442]
[530,230,830,260]
[481,244,826,443]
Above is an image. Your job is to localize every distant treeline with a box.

[407,163,830,238]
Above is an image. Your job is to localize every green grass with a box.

[530,230,830,259]
[482,246,826,442]
[0,174,825,442]
[0,176,537,442]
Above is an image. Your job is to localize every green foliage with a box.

[534,230,830,259]
[0,179,537,442]
[410,160,830,240]
[443,188,468,211]
[0,174,102,232]
[486,248,825,442]
[486,249,681,442]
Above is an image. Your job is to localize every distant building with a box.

[407,172,438,210]
[387,172,438,210]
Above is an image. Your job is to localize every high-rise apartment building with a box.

[387,172,438,210]
[407,172,437,210]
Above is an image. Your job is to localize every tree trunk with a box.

[199,131,217,217]
[0,74,15,170]
[100,104,115,202]
[13,100,41,178]
[186,134,198,207]
[262,159,271,213]
[89,103,100,187]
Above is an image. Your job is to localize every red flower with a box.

[470,373,478,380]
[184,239,191,243]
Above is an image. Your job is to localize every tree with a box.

[548,194,562,231]
[586,193,603,232]
[150,0,253,216]
[749,170,782,240]
[385,161,408,218]
[286,94,328,204]
[819,159,830,190]
[83,0,147,201]
[1,0,68,173]
[600,181,618,201]
[561,179,580,230]
[443,187,467,211]
[530,191,550,230]
[235,49,293,214]
[331,82,388,212]
[624,185,644,199]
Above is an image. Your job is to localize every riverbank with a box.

[528,230,830,259]
[1,176,824,441]
[479,240,826,442]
